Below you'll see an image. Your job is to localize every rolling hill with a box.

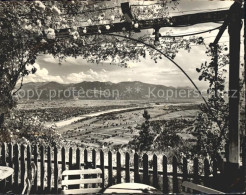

[17,81,201,101]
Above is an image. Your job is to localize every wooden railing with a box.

[0,143,222,194]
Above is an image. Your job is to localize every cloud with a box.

[23,63,64,83]
[41,55,60,64]
[66,69,108,83]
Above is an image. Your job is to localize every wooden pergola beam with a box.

[56,8,244,37]
[228,1,242,166]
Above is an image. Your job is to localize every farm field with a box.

[41,101,200,149]
[17,99,201,150]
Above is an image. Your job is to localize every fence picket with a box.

[243,137,246,193]
[25,145,31,192]
[54,146,58,193]
[143,153,149,185]
[84,149,88,167]
[8,143,13,187]
[47,146,51,192]
[108,151,113,186]
[163,155,168,193]
[76,148,80,169]
[40,145,45,192]
[92,149,96,168]
[62,147,66,172]
[13,144,19,190]
[204,158,210,186]
[182,157,188,192]
[69,147,73,169]
[0,144,219,193]
[20,145,25,190]
[8,143,13,167]
[173,156,178,193]
[84,149,88,188]
[183,157,188,181]
[117,152,121,184]
[193,157,199,184]
[125,152,130,183]
[0,143,6,191]
[26,145,30,170]
[134,153,140,183]
[92,149,96,188]
[33,145,38,192]
[212,158,218,178]
[1,143,6,166]
[100,150,105,188]
[153,154,158,188]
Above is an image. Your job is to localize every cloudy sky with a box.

[24,0,244,90]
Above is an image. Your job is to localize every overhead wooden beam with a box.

[228,2,242,166]
[56,8,244,38]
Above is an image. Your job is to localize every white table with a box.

[103,183,161,194]
[0,166,14,181]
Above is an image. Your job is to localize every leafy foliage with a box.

[129,109,193,159]
[1,109,63,147]
[0,1,204,143]
[191,44,230,158]
[0,1,202,111]
[130,110,154,152]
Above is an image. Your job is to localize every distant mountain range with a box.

[17,81,201,100]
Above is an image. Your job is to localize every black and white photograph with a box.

[0,0,245,194]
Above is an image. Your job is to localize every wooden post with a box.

[20,145,25,190]
[108,151,113,186]
[92,149,96,169]
[0,143,6,191]
[54,146,58,194]
[92,149,96,188]
[193,158,199,184]
[33,145,38,193]
[182,157,188,193]
[228,1,242,166]
[242,137,246,192]
[162,155,168,193]
[212,158,218,178]
[47,146,51,192]
[8,143,13,187]
[153,154,158,188]
[193,157,199,194]
[76,148,81,169]
[13,144,19,190]
[204,158,210,186]
[69,147,73,170]
[84,149,88,188]
[183,158,188,182]
[125,152,130,183]
[143,153,149,185]
[172,156,178,193]
[116,152,121,184]
[100,150,105,188]
[61,147,66,172]
[84,149,88,168]
[134,153,139,183]
[244,0,246,128]
[40,146,45,192]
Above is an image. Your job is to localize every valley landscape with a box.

[16,81,202,150]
